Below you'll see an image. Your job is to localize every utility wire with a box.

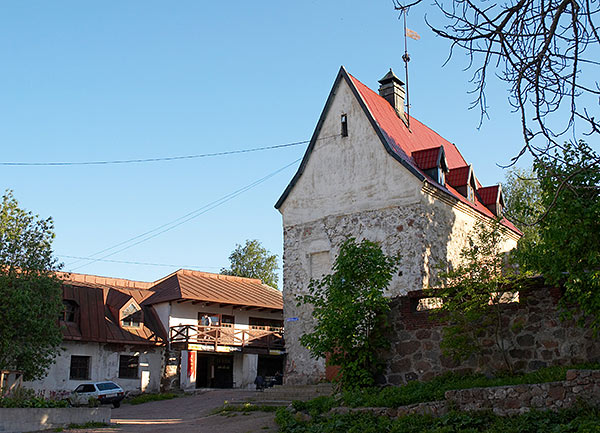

[0,139,314,166]
[58,255,221,270]
[65,158,301,272]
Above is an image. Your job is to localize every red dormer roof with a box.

[446,166,472,187]
[478,185,500,205]
[412,146,447,171]
[477,185,504,206]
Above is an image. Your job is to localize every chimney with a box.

[378,69,406,121]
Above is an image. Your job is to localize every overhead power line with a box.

[58,255,221,270]
[65,157,301,272]
[0,137,328,166]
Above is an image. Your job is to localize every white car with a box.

[69,381,125,408]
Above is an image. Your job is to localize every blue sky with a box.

[0,1,530,285]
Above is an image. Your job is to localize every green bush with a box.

[292,396,338,416]
[276,406,600,433]
[0,387,68,408]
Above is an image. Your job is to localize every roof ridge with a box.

[57,271,153,290]
[176,268,263,284]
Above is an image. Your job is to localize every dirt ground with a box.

[60,389,279,433]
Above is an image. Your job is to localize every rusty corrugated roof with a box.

[143,269,283,310]
[59,272,166,345]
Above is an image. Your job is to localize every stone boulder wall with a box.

[445,369,600,415]
[383,283,600,385]
[325,370,600,419]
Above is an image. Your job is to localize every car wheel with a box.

[113,401,121,408]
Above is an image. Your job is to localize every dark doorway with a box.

[196,354,234,389]
[257,355,284,380]
[213,355,234,388]
[196,354,210,388]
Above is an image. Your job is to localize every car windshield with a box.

[96,382,119,391]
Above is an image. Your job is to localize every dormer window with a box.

[60,300,78,322]
[341,114,348,137]
[412,146,448,186]
[478,184,504,216]
[121,303,143,328]
[467,184,474,202]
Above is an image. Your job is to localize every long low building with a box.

[26,269,284,395]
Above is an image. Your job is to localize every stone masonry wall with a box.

[384,284,600,385]
[446,369,600,415]
[283,203,455,385]
[283,200,518,385]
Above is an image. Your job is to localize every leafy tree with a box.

[522,141,600,330]
[430,219,528,373]
[220,239,279,288]
[298,238,399,389]
[0,190,63,380]
[502,167,543,263]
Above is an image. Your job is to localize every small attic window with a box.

[341,114,348,137]
[60,300,78,322]
[467,185,475,202]
[438,168,445,186]
[121,303,143,328]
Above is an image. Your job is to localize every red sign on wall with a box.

[187,351,196,382]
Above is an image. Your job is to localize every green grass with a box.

[65,421,110,429]
[213,402,280,415]
[341,363,600,408]
[276,405,600,433]
[126,392,179,405]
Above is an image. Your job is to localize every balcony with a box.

[169,324,285,352]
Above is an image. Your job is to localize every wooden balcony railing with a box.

[169,324,285,351]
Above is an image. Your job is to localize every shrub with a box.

[0,387,68,408]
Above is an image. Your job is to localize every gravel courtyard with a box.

[61,389,278,433]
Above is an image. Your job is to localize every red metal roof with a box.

[348,73,468,170]
[412,147,443,170]
[143,269,283,310]
[346,71,521,235]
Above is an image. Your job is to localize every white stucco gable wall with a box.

[279,76,423,228]
[277,70,520,385]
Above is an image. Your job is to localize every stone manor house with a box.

[275,66,523,384]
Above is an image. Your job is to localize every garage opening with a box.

[196,354,234,388]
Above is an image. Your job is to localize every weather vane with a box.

[393,1,420,128]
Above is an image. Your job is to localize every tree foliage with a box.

[298,238,400,389]
[521,141,600,330]
[220,239,279,288]
[0,191,63,380]
[502,167,543,263]
[430,219,527,373]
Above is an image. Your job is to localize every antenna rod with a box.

[402,7,411,129]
